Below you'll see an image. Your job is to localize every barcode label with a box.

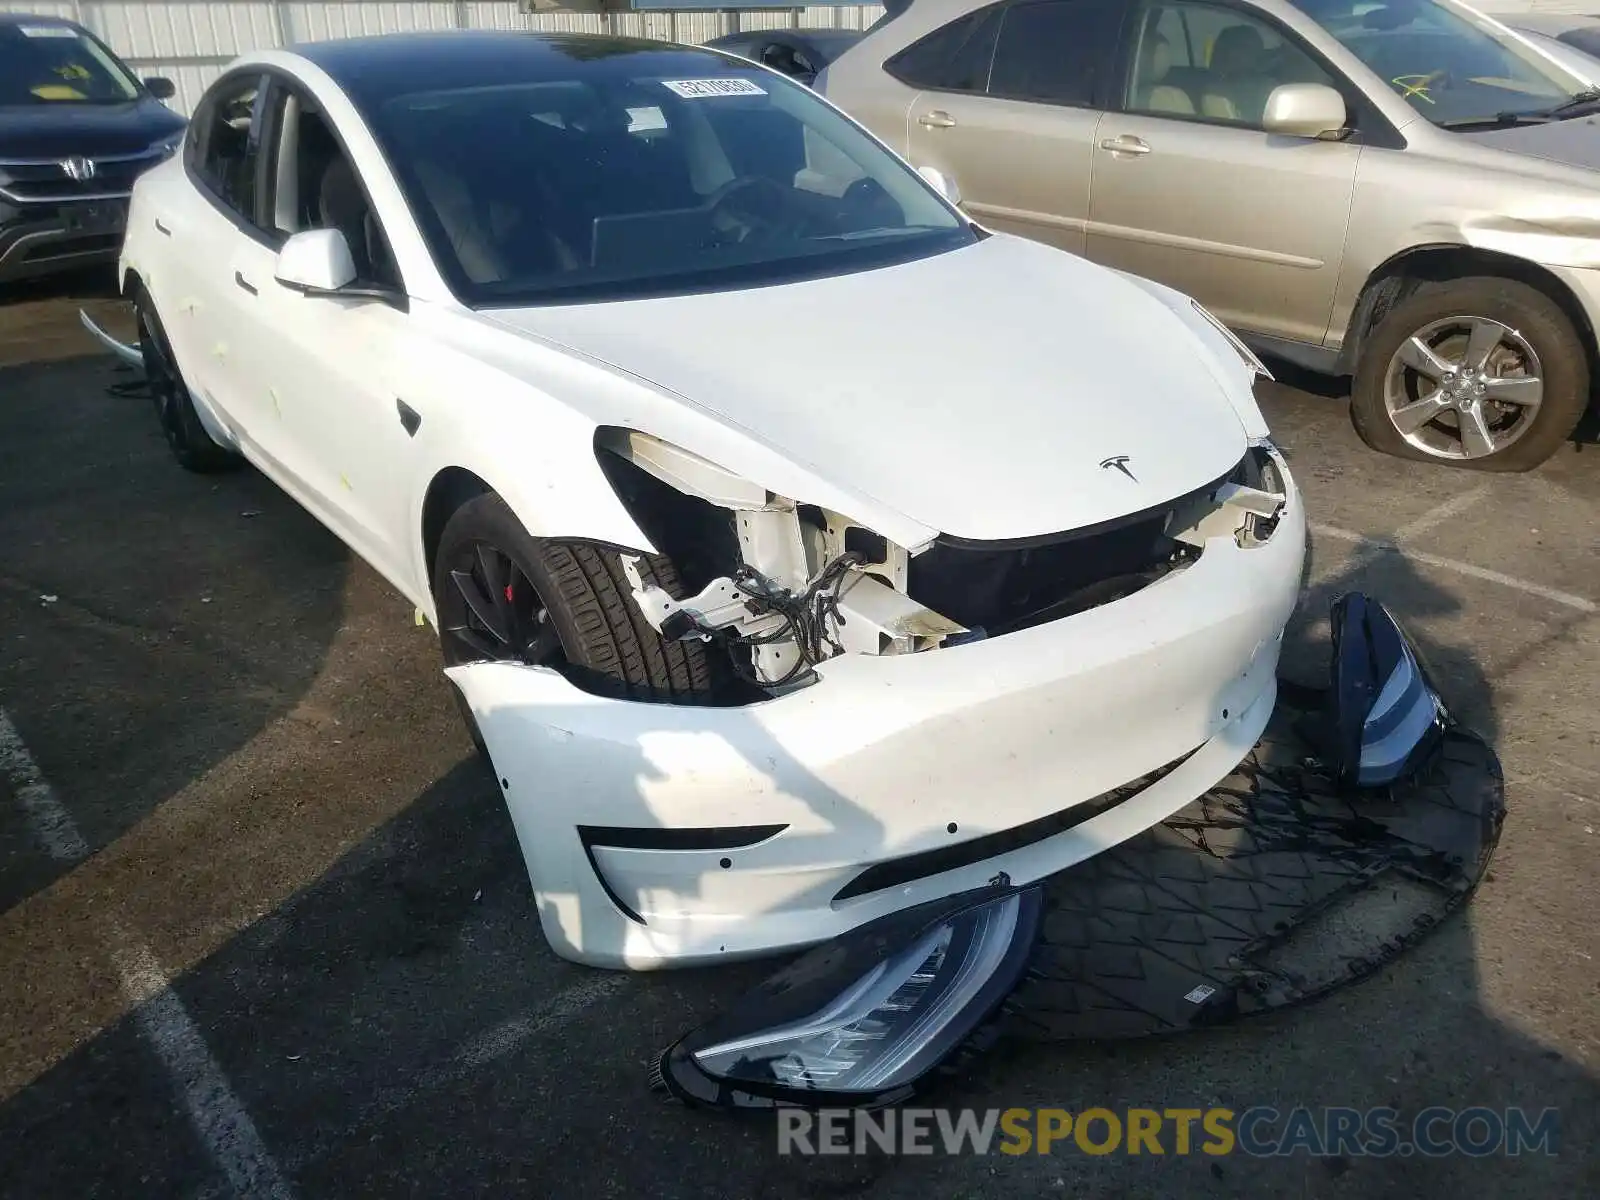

[661,78,767,99]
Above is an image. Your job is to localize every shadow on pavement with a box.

[0,345,1594,1200]
[0,353,351,907]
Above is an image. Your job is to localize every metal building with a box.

[0,0,1589,116]
[0,1,888,114]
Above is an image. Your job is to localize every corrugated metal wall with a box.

[0,2,887,114]
[2,0,1586,116]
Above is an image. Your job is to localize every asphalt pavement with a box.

[0,272,1596,1199]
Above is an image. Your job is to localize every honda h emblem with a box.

[59,156,96,182]
[1100,454,1137,482]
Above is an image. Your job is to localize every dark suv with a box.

[0,13,184,285]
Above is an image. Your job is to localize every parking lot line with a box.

[449,976,627,1075]
[0,712,88,862]
[1395,483,1494,539]
[0,710,293,1200]
[1308,524,1598,613]
[287,974,630,1172]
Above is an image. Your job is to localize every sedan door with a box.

[214,78,419,593]
[898,0,1127,256]
[1084,0,1362,346]
[156,71,269,437]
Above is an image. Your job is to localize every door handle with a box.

[154,218,171,236]
[234,271,258,295]
[1099,135,1152,156]
[918,110,957,129]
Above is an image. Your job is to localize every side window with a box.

[264,85,401,289]
[1125,1,1338,127]
[189,74,265,221]
[884,5,1003,93]
[987,0,1128,106]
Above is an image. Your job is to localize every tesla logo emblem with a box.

[1100,455,1137,481]
[59,156,96,181]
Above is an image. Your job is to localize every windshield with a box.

[1289,0,1589,124]
[352,44,973,307]
[0,22,140,106]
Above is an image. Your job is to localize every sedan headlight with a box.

[652,882,1045,1109]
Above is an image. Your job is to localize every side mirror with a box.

[1261,83,1349,139]
[143,76,177,101]
[274,228,357,294]
[917,164,962,207]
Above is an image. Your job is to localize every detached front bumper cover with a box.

[651,881,1045,1111]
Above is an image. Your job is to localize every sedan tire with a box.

[432,492,727,705]
[1350,276,1589,471]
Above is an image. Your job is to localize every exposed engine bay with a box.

[599,428,1290,692]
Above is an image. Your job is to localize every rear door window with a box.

[987,0,1129,107]
[885,5,1005,92]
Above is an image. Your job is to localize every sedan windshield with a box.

[1290,0,1588,125]
[347,41,974,306]
[0,22,140,106]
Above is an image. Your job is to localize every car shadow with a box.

[12,561,1586,1200]
[0,351,352,909]
[0,336,1593,1197]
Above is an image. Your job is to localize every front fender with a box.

[401,359,658,623]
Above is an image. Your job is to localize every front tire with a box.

[432,493,726,705]
[1350,276,1589,471]
[134,286,241,473]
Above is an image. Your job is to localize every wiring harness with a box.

[722,551,865,688]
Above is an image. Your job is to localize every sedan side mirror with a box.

[917,165,962,207]
[143,76,177,101]
[275,229,357,294]
[1261,83,1350,139]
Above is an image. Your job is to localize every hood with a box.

[1456,115,1600,173]
[0,97,183,159]
[485,235,1249,543]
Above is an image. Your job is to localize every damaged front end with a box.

[653,591,1504,1111]
[448,425,1308,968]
[595,426,1292,694]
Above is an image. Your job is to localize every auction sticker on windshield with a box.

[19,24,79,36]
[661,78,767,98]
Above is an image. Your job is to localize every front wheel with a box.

[1350,277,1590,471]
[432,493,728,710]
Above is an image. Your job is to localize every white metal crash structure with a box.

[107,31,1307,969]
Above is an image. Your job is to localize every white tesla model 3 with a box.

[115,30,1307,968]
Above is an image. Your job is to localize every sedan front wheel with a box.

[431,493,728,703]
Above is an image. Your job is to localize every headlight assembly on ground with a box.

[651,882,1045,1109]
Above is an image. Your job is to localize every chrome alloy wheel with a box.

[1382,315,1543,461]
